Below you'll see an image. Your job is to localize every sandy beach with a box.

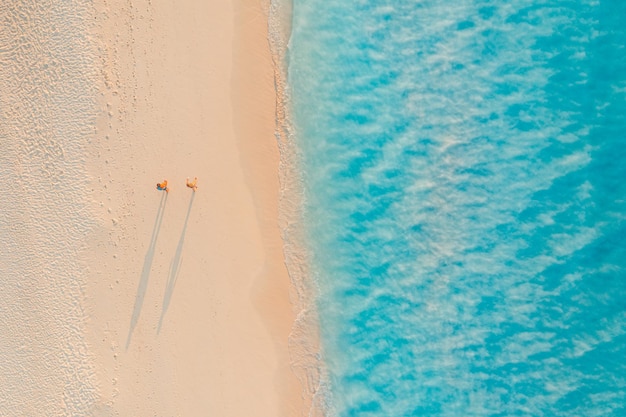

[1,0,305,415]
[86,0,305,415]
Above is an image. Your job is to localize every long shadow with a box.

[126,192,167,349]
[157,192,195,333]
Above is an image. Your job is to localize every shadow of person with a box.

[157,191,195,333]
[126,192,168,349]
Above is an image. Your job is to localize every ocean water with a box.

[284,0,626,415]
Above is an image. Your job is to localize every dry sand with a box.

[1,0,305,415]
[0,1,99,414]
[86,0,305,416]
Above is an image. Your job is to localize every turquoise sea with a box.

[283,0,626,415]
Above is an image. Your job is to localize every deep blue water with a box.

[286,0,626,415]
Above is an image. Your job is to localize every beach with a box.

[86,0,306,415]
[1,0,304,415]
[6,0,624,415]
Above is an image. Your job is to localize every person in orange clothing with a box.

[186,177,198,191]
[156,179,169,193]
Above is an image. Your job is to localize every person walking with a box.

[186,177,198,191]
[156,179,169,193]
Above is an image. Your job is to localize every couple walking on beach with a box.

[156,177,198,193]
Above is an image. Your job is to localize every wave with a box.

[268,0,332,415]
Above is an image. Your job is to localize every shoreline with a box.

[267,0,329,414]
[85,0,305,415]
[232,0,306,415]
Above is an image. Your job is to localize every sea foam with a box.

[283,0,626,415]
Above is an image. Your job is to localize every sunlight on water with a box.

[286,0,626,415]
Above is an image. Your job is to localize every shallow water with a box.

[285,0,626,415]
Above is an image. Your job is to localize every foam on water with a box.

[283,0,626,415]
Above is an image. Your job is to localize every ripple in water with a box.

[286,0,626,415]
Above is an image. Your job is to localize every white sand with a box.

[86,0,306,415]
[0,0,306,415]
[0,1,99,414]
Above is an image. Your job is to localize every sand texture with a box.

[0,0,303,415]
[0,1,99,414]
